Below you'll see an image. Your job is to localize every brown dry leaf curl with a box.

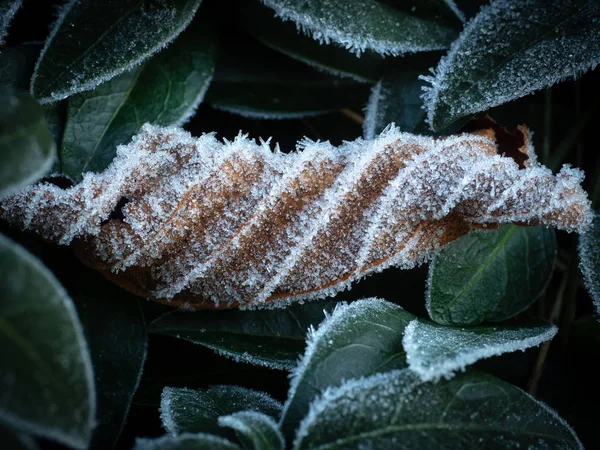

[0,123,592,309]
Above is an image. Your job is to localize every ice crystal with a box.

[0,123,591,309]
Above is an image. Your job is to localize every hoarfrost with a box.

[402,319,557,381]
[578,210,600,317]
[0,0,21,45]
[160,385,282,436]
[132,433,240,450]
[259,0,457,56]
[218,411,284,450]
[0,123,591,309]
[421,0,600,130]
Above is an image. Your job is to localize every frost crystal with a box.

[0,123,591,309]
[402,319,557,381]
[578,211,600,317]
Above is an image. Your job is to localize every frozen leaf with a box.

[402,319,557,381]
[0,45,40,89]
[427,224,556,326]
[206,43,369,119]
[0,122,591,309]
[0,0,21,44]
[0,87,55,200]
[238,2,382,83]
[133,433,240,450]
[280,298,414,440]
[0,424,39,450]
[259,0,459,56]
[61,17,216,181]
[30,0,203,103]
[70,270,147,449]
[363,56,438,139]
[160,386,282,439]
[149,300,337,370]
[422,0,600,131]
[578,210,600,317]
[218,411,284,450]
[293,369,583,449]
[0,234,95,449]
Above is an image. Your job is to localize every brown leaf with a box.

[0,124,592,309]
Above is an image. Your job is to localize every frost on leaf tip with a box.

[0,121,592,310]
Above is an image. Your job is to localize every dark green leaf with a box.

[31,0,203,103]
[205,43,370,119]
[0,86,54,199]
[60,17,216,180]
[0,45,39,90]
[0,234,95,449]
[133,433,241,450]
[423,0,600,131]
[238,3,382,83]
[0,424,39,450]
[280,298,414,440]
[293,369,582,449]
[402,319,557,381]
[259,0,459,56]
[427,225,556,326]
[70,270,147,450]
[160,386,282,438]
[218,411,284,450]
[0,0,21,44]
[579,210,600,318]
[149,299,338,370]
[363,55,439,138]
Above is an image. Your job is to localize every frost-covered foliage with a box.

[260,0,458,56]
[0,0,20,45]
[0,124,591,309]
[422,0,600,130]
[218,411,284,450]
[579,210,600,317]
[402,319,557,381]
[133,433,241,450]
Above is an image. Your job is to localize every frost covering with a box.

[0,124,591,309]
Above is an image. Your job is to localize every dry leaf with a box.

[0,123,591,309]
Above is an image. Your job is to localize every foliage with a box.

[1,0,599,449]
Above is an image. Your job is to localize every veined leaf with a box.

[149,300,337,370]
[61,16,216,180]
[218,411,284,450]
[133,433,240,450]
[579,210,600,318]
[238,3,383,83]
[259,0,459,56]
[402,319,557,381]
[427,225,556,326]
[0,0,21,44]
[31,0,203,103]
[0,234,95,449]
[280,298,414,440]
[293,369,582,449]
[422,0,600,131]
[0,86,55,200]
[160,386,282,439]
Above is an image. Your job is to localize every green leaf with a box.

[280,298,414,440]
[363,55,439,138]
[579,210,600,318]
[0,45,40,90]
[30,0,203,103]
[70,270,147,450]
[238,3,383,83]
[422,0,600,131]
[402,319,557,381]
[149,299,338,370]
[160,386,282,439]
[0,86,55,199]
[427,225,556,326]
[0,424,39,450]
[218,411,284,450]
[293,369,583,449]
[0,233,95,449]
[259,0,459,56]
[0,0,21,44]
[60,17,216,180]
[133,433,241,450]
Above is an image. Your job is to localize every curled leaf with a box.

[0,123,591,309]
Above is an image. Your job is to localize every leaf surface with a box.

[218,411,284,450]
[427,225,556,326]
[0,0,21,44]
[133,433,240,450]
[579,210,600,317]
